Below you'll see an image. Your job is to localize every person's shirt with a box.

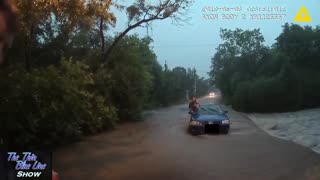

[189,100,199,109]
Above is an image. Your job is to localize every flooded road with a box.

[53,97,320,180]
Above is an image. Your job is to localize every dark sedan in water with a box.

[188,104,230,135]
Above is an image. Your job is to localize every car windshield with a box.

[197,105,224,114]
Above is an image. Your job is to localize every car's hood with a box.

[191,114,228,122]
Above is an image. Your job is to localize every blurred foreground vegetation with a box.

[0,0,208,149]
[209,24,320,113]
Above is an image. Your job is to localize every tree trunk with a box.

[99,16,105,52]
[25,48,31,71]
[25,23,35,71]
[102,25,134,64]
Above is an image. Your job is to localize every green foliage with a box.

[0,59,117,149]
[105,35,210,117]
[2,30,209,148]
[159,66,209,106]
[1,0,202,149]
[275,24,320,68]
[210,24,320,112]
[106,35,153,120]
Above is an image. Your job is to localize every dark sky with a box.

[111,0,320,78]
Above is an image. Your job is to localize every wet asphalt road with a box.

[53,97,320,180]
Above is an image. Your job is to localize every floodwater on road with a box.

[53,97,320,180]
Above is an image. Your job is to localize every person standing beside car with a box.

[189,96,200,113]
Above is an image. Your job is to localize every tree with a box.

[14,0,53,69]
[210,25,320,112]
[100,35,155,120]
[12,0,95,69]
[102,0,192,65]
[209,28,267,98]
[275,23,320,68]
[210,28,266,77]
[86,0,118,52]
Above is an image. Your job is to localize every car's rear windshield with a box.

[197,105,223,114]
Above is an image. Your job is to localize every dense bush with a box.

[0,60,118,149]
[294,68,320,108]
[232,72,293,112]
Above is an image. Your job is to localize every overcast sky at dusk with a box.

[111,0,320,78]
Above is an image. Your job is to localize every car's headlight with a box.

[222,120,230,124]
[190,121,201,126]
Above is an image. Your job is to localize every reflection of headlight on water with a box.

[190,121,201,126]
[222,120,230,124]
